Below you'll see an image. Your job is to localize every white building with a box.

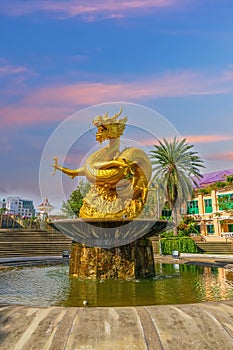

[38,198,54,219]
[6,197,35,217]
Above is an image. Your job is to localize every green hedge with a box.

[160,237,198,255]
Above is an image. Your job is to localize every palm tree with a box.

[150,137,204,234]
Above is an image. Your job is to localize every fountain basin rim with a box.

[51,218,170,224]
[49,218,174,247]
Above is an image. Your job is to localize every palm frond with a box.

[150,137,205,211]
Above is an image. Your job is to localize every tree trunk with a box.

[173,206,178,236]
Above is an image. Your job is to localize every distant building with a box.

[193,169,233,187]
[186,189,233,237]
[186,169,233,237]
[37,198,54,221]
[0,198,6,211]
[6,197,35,217]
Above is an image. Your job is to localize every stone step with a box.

[0,230,71,258]
[196,242,233,254]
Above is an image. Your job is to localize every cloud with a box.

[205,152,233,161]
[0,58,28,77]
[1,67,233,127]
[185,134,233,144]
[132,134,233,148]
[0,0,186,20]
[0,65,27,76]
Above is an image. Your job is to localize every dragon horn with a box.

[103,112,109,120]
[112,107,123,121]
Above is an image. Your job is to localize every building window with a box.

[161,209,172,218]
[207,224,214,234]
[218,193,233,210]
[187,200,199,214]
[204,199,212,213]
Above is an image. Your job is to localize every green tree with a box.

[150,137,204,234]
[177,216,200,236]
[0,198,6,214]
[61,181,90,217]
[226,175,233,185]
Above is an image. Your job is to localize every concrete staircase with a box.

[195,241,233,254]
[203,235,226,242]
[0,230,72,258]
[149,236,160,255]
[1,230,232,259]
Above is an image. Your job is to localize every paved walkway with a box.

[0,256,69,268]
[1,253,233,267]
[0,301,233,349]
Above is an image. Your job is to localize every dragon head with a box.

[92,108,128,143]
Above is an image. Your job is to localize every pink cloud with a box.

[185,135,233,144]
[0,1,186,19]
[0,60,28,76]
[138,136,180,147]
[206,152,233,161]
[0,66,27,76]
[21,69,232,107]
[1,67,233,127]
[0,105,72,125]
[139,134,233,147]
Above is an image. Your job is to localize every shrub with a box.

[160,230,174,238]
[160,237,198,255]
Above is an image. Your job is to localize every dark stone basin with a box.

[51,218,173,248]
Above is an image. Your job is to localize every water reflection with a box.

[196,266,233,302]
[0,264,232,307]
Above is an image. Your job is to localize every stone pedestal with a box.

[69,237,155,279]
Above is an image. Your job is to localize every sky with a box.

[1,0,233,211]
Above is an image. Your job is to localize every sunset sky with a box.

[1,0,233,210]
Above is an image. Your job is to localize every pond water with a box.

[0,264,232,307]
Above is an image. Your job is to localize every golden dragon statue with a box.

[52,108,152,219]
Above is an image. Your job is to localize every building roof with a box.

[38,198,54,212]
[194,169,233,187]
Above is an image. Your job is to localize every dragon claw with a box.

[51,156,58,175]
